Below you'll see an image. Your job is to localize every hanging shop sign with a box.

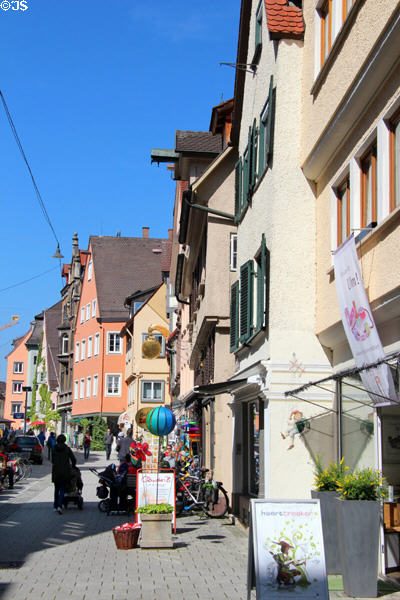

[247,499,328,600]
[333,235,398,406]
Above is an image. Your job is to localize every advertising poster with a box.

[333,234,397,406]
[135,469,176,530]
[249,499,328,600]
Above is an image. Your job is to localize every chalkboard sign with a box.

[247,499,328,600]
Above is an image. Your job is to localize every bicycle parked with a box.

[175,466,229,518]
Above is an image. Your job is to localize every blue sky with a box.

[0,0,240,380]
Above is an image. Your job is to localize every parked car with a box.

[8,435,43,464]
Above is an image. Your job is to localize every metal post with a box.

[22,386,32,434]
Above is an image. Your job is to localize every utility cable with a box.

[0,90,61,250]
[0,265,58,293]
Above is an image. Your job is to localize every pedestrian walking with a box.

[37,430,45,447]
[46,431,56,459]
[3,426,9,443]
[83,432,91,460]
[103,428,113,461]
[51,434,76,514]
[116,428,134,462]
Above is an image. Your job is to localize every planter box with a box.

[336,498,380,597]
[139,513,173,549]
[311,490,341,574]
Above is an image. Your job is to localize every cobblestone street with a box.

[2,451,400,600]
[0,452,254,600]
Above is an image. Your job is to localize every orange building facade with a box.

[4,330,31,431]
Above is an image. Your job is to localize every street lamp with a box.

[22,386,32,434]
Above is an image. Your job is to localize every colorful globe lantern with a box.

[146,406,176,436]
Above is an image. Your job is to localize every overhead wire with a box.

[0,90,62,251]
[0,265,58,293]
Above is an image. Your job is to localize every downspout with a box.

[99,321,105,417]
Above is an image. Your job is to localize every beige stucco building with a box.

[122,283,171,437]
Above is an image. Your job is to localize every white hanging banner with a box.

[333,235,397,406]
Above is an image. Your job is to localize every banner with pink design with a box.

[333,235,397,406]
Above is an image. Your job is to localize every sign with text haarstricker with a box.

[135,469,176,531]
[333,235,397,406]
[248,499,328,600]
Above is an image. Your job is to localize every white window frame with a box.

[81,339,86,361]
[140,380,165,403]
[79,378,85,399]
[92,299,97,319]
[87,336,93,358]
[75,342,80,363]
[93,374,98,397]
[12,381,23,394]
[107,332,122,354]
[11,402,22,414]
[86,376,91,398]
[87,260,93,281]
[80,307,85,324]
[61,334,68,355]
[13,361,23,374]
[74,380,79,401]
[94,333,100,356]
[105,373,121,396]
[230,233,237,271]
[86,303,91,321]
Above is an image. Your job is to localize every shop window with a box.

[390,113,400,212]
[361,144,377,228]
[336,177,351,245]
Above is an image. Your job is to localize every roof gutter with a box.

[179,189,235,245]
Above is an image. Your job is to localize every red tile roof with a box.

[264,0,304,38]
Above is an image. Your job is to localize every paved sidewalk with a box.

[0,451,254,600]
[1,451,400,600]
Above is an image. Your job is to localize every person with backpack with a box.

[46,431,56,460]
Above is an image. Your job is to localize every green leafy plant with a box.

[337,467,387,501]
[313,456,349,491]
[136,503,174,514]
[91,416,108,450]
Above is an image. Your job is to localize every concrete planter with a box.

[311,490,341,574]
[139,513,173,549]
[335,498,380,597]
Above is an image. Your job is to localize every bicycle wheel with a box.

[23,461,32,479]
[98,499,111,513]
[203,485,229,518]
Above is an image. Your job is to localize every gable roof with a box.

[264,0,304,38]
[175,131,222,154]
[90,236,167,321]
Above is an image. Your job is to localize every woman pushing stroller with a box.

[51,434,77,514]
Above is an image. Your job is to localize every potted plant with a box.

[136,503,174,549]
[335,467,387,598]
[311,456,348,575]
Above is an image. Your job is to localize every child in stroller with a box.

[63,465,84,510]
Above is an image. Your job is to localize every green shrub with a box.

[90,416,107,450]
[136,503,174,514]
[313,456,349,491]
[337,467,387,501]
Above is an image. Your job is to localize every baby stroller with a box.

[63,465,84,510]
[91,464,136,515]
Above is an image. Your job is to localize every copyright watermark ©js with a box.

[1,1,28,11]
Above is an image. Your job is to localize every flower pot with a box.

[335,498,380,597]
[112,527,140,550]
[311,490,341,574]
[139,513,173,549]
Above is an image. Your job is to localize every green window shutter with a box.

[266,76,275,163]
[251,120,257,190]
[235,158,242,217]
[230,281,240,352]
[258,112,265,176]
[242,146,249,210]
[240,260,254,342]
[256,234,266,331]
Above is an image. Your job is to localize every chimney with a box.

[168,228,173,240]
[142,227,149,238]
